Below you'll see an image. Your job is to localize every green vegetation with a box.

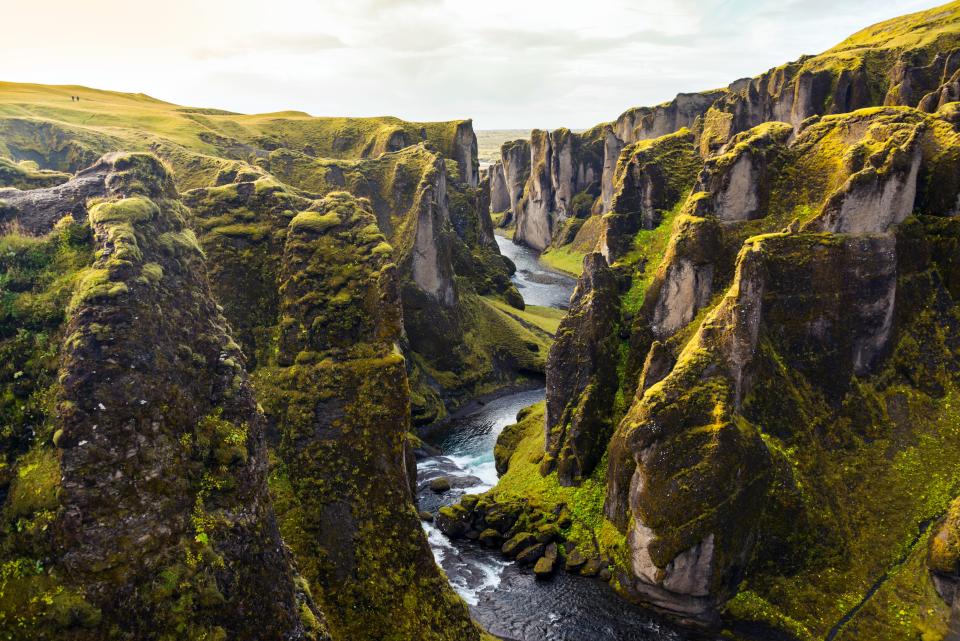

[483,296,566,336]
[540,245,585,276]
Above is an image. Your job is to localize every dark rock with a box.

[534,556,556,578]
[516,543,546,566]
[436,505,470,538]
[580,557,606,577]
[542,252,621,485]
[419,510,434,522]
[429,477,452,493]
[536,523,561,544]
[502,532,537,557]
[484,503,519,533]
[544,542,559,562]
[564,548,589,572]
[478,529,502,548]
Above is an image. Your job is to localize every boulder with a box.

[479,529,502,548]
[502,532,537,557]
[534,556,556,578]
[436,505,470,538]
[429,477,452,493]
[564,547,589,572]
[516,543,546,566]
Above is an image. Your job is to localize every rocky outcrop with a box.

[542,253,621,485]
[499,138,531,227]
[409,158,457,307]
[514,129,603,251]
[645,215,722,340]
[0,153,326,640]
[692,122,792,223]
[599,129,700,262]
[600,126,625,213]
[888,48,960,110]
[808,119,924,234]
[489,160,510,213]
[606,230,904,624]
[0,156,70,190]
[0,159,118,233]
[453,120,480,188]
[258,191,480,641]
[615,91,727,144]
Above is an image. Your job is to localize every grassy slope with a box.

[539,245,586,277]
[0,81,471,187]
[482,296,566,336]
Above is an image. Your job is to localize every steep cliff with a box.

[0,153,326,640]
[0,89,512,640]
[532,102,960,639]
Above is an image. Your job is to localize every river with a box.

[415,236,699,641]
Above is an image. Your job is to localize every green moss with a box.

[209,223,272,241]
[0,156,70,189]
[88,196,159,226]
[69,268,128,309]
[290,211,341,234]
[619,200,684,315]
[6,448,59,518]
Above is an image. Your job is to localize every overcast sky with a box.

[1,0,942,129]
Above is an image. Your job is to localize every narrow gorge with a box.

[3,2,960,641]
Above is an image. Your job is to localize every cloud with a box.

[192,33,347,60]
[477,27,693,54]
[2,0,941,129]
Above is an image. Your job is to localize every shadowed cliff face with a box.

[542,253,621,486]
[253,192,481,641]
[0,153,327,640]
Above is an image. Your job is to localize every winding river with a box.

[416,236,698,641]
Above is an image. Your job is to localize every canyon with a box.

[3,2,960,641]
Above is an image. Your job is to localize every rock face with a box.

[498,138,531,227]
[808,119,924,234]
[692,122,793,223]
[588,103,960,637]
[453,120,480,188]
[514,129,603,251]
[543,253,621,485]
[489,160,510,213]
[614,91,726,144]
[0,153,326,640]
[409,157,457,307]
[645,214,722,340]
[599,129,701,262]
